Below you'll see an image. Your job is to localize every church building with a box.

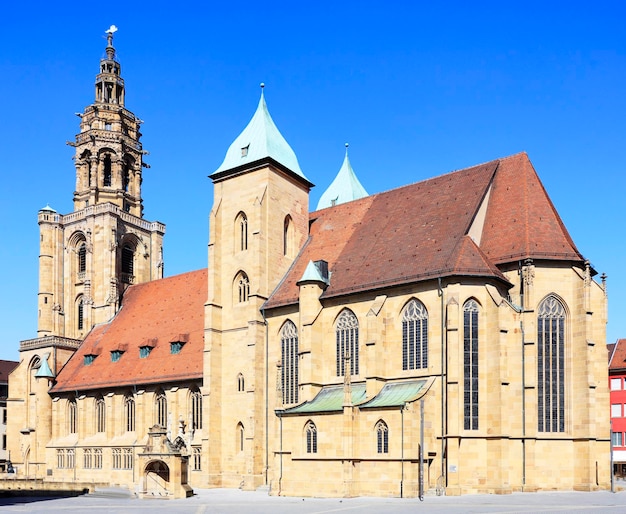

[7,30,610,498]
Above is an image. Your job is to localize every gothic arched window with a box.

[95,396,106,433]
[124,395,135,432]
[155,391,167,428]
[235,212,248,251]
[336,309,359,376]
[376,420,388,454]
[236,272,250,303]
[463,299,479,430]
[68,399,77,434]
[305,421,317,453]
[402,299,428,370]
[281,321,299,405]
[537,295,566,433]
[191,388,202,430]
[237,422,244,452]
[283,215,295,257]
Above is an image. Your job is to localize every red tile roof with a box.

[266,152,585,309]
[0,359,18,384]
[51,269,207,393]
[609,339,626,371]
[479,153,582,264]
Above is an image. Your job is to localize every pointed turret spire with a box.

[95,25,124,106]
[212,85,309,183]
[316,143,368,210]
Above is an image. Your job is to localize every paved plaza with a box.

[1,487,626,513]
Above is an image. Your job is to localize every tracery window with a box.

[95,396,106,433]
[281,321,299,405]
[68,399,77,434]
[94,448,102,468]
[124,395,135,432]
[155,391,167,428]
[236,272,250,303]
[402,299,428,370]
[236,212,248,251]
[463,299,479,430]
[192,446,202,471]
[335,309,359,376]
[537,295,566,433]
[191,388,202,430]
[83,448,92,469]
[376,420,389,454]
[305,421,317,454]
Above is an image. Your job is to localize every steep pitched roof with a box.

[266,153,585,309]
[266,159,505,308]
[50,269,207,393]
[0,359,18,384]
[609,339,626,371]
[212,89,309,183]
[316,146,368,210]
[479,153,582,264]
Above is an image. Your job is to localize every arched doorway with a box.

[144,460,170,496]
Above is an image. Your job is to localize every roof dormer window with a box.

[139,346,152,358]
[170,341,184,354]
[111,350,123,362]
[241,145,249,157]
[84,354,96,365]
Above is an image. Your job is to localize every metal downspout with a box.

[521,320,526,490]
[400,405,404,498]
[278,412,283,495]
[261,307,269,486]
[420,398,424,501]
[438,277,446,490]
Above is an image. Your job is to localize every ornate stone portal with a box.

[137,425,193,499]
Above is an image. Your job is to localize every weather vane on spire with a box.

[105,25,118,59]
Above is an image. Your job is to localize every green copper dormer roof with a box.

[316,144,368,210]
[212,86,309,183]
[35,353,55,379]
[297,260,330,286]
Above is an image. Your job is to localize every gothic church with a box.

[7,30,610,498]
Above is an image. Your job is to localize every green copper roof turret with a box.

[316,143,368,210]
[212,85,308,182]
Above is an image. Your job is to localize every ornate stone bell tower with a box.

[37,26,166,342]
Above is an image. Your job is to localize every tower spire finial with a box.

[105,25,118,60]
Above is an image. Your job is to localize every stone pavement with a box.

[1,487,626,513]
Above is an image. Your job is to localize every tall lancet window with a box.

[463,299,479,430]
[402,299,428,370]
[336,309,359,376]
[235,212,248,251]
[537,295,566,433]
[281,321,299,405]
[283,215,294,257]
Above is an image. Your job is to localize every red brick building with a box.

[608,339,626,477]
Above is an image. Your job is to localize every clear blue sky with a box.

[1,1,625,360]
